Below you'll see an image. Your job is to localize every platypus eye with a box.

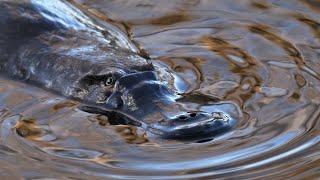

[105,76,114,86]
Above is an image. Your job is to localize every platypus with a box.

[0,0,237,139]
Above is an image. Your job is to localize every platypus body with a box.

[0,0,236,139]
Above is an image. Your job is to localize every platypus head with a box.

[74,50,237,140]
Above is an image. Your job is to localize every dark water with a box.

[1,0,320,179]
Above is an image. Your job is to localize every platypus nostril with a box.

[190,113,197,117]
[178,112,198,121]
[178,115,188,120]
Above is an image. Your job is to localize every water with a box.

[0,0,319,179]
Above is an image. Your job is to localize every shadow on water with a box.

[0,0,319,179]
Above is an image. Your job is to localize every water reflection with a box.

[0,0,319,179]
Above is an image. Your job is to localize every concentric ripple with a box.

[0,0,319,179]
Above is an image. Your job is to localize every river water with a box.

[0,0,319,179]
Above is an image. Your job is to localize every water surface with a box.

[0,0,319,179]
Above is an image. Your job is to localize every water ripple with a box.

[0,0,319,179]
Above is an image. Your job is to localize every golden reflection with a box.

[200,36,263,106]
[250,0,270,10]
[295,74,307,87]
[14,118,41,139]
[249,24,305,66]
[50,101,79,112]
[292,14,320,39]
[200,36,256,67]
[159,57,205,92]
[149,13,191,26]
[96,115,110,126]
[90,156,115,165]
[300,0,320,12]
[114,125,148,144]
[248,23,320,80]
